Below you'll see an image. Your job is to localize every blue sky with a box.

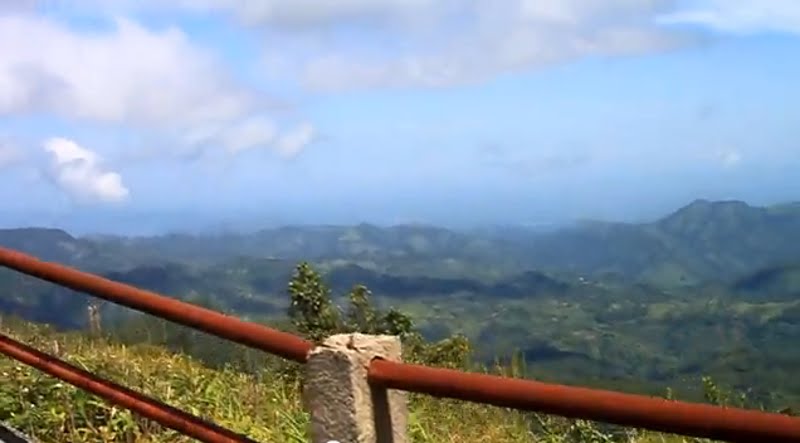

[1,1,799,234]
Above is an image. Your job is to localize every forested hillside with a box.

[0,199,799,412]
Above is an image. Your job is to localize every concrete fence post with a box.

[303,333,408,443]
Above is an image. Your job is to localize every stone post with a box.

[303,333,408,443]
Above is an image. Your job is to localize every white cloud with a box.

[295,0,693,91]
[36,0,450,29]
[0,13,311,158]
[43,137,129,203]
[253,0,800,91]
[658,0,800,34]
[0,15,252,127]
[275,122,315,158]
[218,115,278,154]
[22,0,800,94]
[177,116,314,157]
[184,0,446,28]
[15,1,693,92]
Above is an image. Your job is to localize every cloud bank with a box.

[22,1,800,94]
[0,13,315,157]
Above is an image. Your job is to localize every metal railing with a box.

[1,246,800,443]
[0,334,255,443]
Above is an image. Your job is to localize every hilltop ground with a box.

[0,316,720,443]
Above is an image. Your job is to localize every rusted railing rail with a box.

[1,246,800,443]
[0,333,255,443]
[369,358,800,443]
[0,247,312,363]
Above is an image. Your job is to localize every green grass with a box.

[0,317,737,443]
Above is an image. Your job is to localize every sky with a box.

[1,0,799,235]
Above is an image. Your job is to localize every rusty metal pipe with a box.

[369,359,800,443]
[0,333,257,443]
[0,247,312,362]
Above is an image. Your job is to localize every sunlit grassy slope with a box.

[0,317,729,443]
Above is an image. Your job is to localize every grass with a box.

[0,317,732,442]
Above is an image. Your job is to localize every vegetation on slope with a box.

[1,263,770,443]
[2,232,800,411]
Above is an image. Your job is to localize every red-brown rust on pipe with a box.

[368,359,800,443]
[0,333,257,443]
[0,247,312,363]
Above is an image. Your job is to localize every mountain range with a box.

[4,199,800,286]
[1,199,800,407]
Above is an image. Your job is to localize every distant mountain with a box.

[650,199,800,280]
[0,228,93,264]
[510,199,800,285]
[2,199,800,286]
[0,228,160,272]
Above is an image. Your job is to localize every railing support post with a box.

[303,333,408,443]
